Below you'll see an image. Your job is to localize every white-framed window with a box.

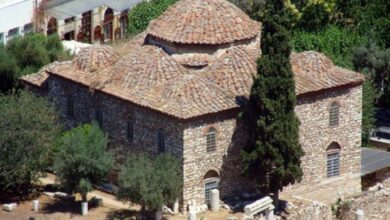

[329,102,340,127]
[326,142,341,178]
[157,128,165,153]
[206,127,217,152]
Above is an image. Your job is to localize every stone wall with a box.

[47,75,185,159]
[43,74,362,212]
[288,85,362,196]
[182,85,363,209]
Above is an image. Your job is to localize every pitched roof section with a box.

[146,0,260,45]
[291,51,364,95]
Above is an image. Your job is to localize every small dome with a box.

[72,46,120,72]
[290,51,334,74]
[105,45,187,92]
[146,0,260,45]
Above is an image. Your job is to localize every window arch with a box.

[157,128,165,153]
[206,127,217,152]
[47,17,57,36]
[326,142,341,178]
[66,95,74,117]
[126,118,134,143]
[329,102,340,127]
[203,170,219,205]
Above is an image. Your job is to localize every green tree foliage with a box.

[0,47,20,93]
[298,0,335,30]
[229,0,265,21]
[353,43,390,107]
[241,0,303,200]
[0,33,69,94]
[127,0,178,36]
[117,153,182,211]
[53,123,114,201]
[0,92,60,194]
[293,26,367,68]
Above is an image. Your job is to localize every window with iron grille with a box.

[127,120,134,143]
[204,180,219,205]
[329,102,340,127]
[206,128,217,152]
[66,95,74,117]
[327,151,340,177]
[95,108,103,127]
[157,129,165,153]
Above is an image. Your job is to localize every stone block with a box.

[2,203,17,211]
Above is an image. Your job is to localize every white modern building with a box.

[0,0,38,45]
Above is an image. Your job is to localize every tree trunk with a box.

[81,193,88,202]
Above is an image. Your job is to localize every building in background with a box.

[38,0,142,44]
[0,0,141,45]
[0,0,37,45]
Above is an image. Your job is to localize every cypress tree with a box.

[241,0,304,203]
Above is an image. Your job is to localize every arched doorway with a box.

[119,10,128,38]
[203,170,219,205]
[103,8,114,43]
[47,17,57,36]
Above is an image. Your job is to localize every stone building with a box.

[22,0,364,211]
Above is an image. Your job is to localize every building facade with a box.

[22,0,364,211]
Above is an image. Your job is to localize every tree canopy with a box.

[53,123,114,201]
[241,0,304,198]
[0,91,60,194]
[117,153,182,211]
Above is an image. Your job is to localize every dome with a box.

[72,46,120,72]
[290,51,334,74]
[104,45,187,92]
[146,0,260,45]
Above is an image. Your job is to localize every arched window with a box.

[206,127,217,152]
[47,17,57,36]
[66,95,74,117]
[95,108,103,127]
[127,118,134,143]
[203,170,219,205]
[103,8,114,42]
[157,128,165,153]
[326,142,341,178]
[329,102,340,127]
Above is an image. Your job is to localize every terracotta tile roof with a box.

[72,45,120,72]
[20,63,56,86]
[205,45,258,97]
[146,0,260,45]
[291,51,364,95]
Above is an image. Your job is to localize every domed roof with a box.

[290,51,334,74]
[102,45,187,93]
[146,0,260,45]
[72,46,120,72]
[206,45,257,96]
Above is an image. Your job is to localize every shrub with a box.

[127,0,178,36]
[53,123,114,201]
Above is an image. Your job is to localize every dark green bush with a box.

[127,0,178,36]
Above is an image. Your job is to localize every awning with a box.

[45,0,111,20]
[45,0,143,20]
[361,147,390,176]
[105,0,142,12]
